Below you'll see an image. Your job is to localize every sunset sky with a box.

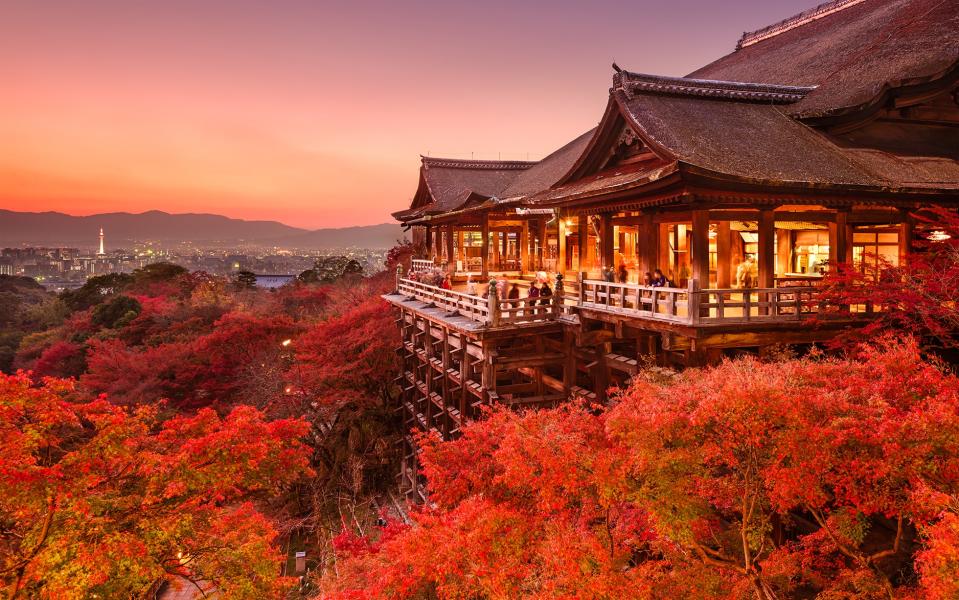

[1,0,824,229]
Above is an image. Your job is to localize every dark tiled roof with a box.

[528,164,679,206]
[396,157,534,222]
[500,129,596,199]
[614,84,959,191]
[618,89,877,185]
[688,0,959,118]
[420,158,534,213]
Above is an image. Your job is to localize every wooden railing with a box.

[696,287,818,323]
[397,278,490,323]
[579,279,691,323]
[579,278,861,325]
[411,259,435,273]
[395,268,565,327]
[396,270,862,328]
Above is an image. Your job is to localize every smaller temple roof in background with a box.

[397,157,534,223]
[499,130,596,199]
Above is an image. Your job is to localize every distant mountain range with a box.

[0,209,406,249]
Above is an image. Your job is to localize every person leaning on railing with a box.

[651,269,668,287]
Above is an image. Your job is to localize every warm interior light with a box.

[928,230,951,242]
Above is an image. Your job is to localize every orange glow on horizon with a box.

[0,1,823,229]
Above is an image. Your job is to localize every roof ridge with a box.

[421,156,536,170]
[737,0,869,49]
[614,71,816,103]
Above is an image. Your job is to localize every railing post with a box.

[579,271,586,305]
[553,273,564,318]
[488,279,500,327]
[688,279,701,324]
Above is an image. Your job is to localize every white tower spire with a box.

[98,227,105,256]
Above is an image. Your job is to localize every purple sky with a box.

[0,0,824,227]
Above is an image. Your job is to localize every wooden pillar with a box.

[562,328,575,397]
[446,225,455,273]
[691,210,710,287]
[537,220,546,271]
[716,220,731,288]
[481,215,490,278]
[758,209,776,288]
[658,222,671,275]
[491,229,500,270]
[557,218,568,276]
[777,229,792,278]
[600,214,614,272]
[638,212,657,276]
[425,225,433,260]
[519,221,529,275]
[501,229,509,268]
[899,210,914,264]
[578,214,589,272]
[829,210,853,266]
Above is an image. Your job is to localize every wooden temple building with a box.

[383,0,959,499]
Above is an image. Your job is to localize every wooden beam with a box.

[691,210,710,286]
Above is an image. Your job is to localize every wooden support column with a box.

[425,225,433,260]
[481,215,490,277]
[491,229,500,271]
[562,328,575,397]
[578,214,589,272]
[537,220,546,271]
[441,328,450,437]
[459,345,468,419]
[519,221,529,275]
[899,210,914,264]
[658,222,671,275]
[829,210,853,266]
[716,220,731,288]
[777,229,792,278]
[501,229,508,267]
[557,217,568,276]
[758,209,776,288]
[638,211,657,276]
[446,225,455,273]
[691,210,710,287]
[600,214,614,272]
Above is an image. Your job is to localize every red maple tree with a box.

[0,373,312,599]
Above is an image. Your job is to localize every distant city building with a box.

[254,274,295,289]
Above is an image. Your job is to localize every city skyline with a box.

[1,0,825,229]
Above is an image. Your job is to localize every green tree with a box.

[233,270,258,290]
[60,273,134,311]
[91,295,142,329]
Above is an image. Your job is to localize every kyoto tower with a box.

[97,227,105,256]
